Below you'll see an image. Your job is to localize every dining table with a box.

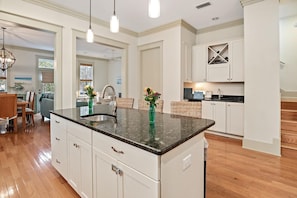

[17,100,29,130]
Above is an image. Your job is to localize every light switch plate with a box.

[182,154,192,171]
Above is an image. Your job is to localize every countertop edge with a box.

[50,111,215,155]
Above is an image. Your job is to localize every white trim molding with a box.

[243,138,281,156]
[240,0,264,7]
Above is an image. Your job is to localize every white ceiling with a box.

[0,0,297,59]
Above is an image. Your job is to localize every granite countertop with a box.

[52,105,214,155]
[204,95,244,103]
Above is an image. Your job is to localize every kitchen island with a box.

[50,104,214,198]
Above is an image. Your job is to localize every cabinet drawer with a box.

[52,151,67,178]
[67,121,92,144]
[51,114,67,131]
[93,132,160,181]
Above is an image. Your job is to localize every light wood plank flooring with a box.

[0,114,297,197]
[205,133,297,198]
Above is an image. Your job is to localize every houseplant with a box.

[84,85,96,109]
[144,87,161,124]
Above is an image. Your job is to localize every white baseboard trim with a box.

[205,130,243,140]
[243,138,281,156]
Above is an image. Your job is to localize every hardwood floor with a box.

[205,133,297,198]
[1,115,297,197]
[0,114,79,198]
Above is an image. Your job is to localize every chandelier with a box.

[0,27,16,71]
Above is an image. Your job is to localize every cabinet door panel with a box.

[93,149,118,198]
[192,45,207,82]
[202,101,226,132]
[68,133,92,198]
[230,40,244,82]
[226,103,244,136]
[67,134,80,192]
[213,102,226,132]
[207,64,229,82]
[118,162,159,198]
[80,139,93,198]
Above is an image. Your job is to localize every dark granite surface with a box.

[204,95,244,103]
[51,105,215,155]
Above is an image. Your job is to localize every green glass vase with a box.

[149,103,156,125]
[88,97,94,109]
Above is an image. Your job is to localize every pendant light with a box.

[110,0,119,33]
[148,0,160,18]
[86,0,94,43]
[0,27,16,72]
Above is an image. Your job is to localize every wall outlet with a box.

[182,154,192,171]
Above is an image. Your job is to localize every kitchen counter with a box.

[204,95,244,103]
[51,104,214,155]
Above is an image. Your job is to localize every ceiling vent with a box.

[196,2,211,9]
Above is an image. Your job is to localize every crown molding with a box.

[139,19,197,37]
[181,20,197,34]
[240,0,264,7]
[22,0,138,37]
[197,19,244,34]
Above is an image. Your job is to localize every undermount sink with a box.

[81,114,116,122]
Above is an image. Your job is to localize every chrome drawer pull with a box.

[55,120,60,124]
[56,159,61,164]
[55,137,60,141]
[111,146,124,154]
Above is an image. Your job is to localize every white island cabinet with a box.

[50,109,212,198]
[67,121,93,198]
[93,132,159,198]
[50,114,68,179]
[93,131,204,198]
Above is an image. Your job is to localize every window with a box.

[38,57,54,93]
[80,63,93,96]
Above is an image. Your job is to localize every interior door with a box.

[139,42,163,97]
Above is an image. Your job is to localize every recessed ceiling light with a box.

[212,17,219,21]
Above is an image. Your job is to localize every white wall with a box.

[6,46,53,94]
[243,0,280,156]
[138,26,182,113]
[280,15,297,93]
[196,23,244,44]
[108,59,122,96]
[1,0,138,109]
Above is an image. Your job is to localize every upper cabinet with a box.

[182,41,193,82]
[192,44,207,82]
[192,39,244,83]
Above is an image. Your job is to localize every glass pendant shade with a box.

[86,0,94,43]
[86,28,94,43]
[110,15,119,33]
[148,0,160,18]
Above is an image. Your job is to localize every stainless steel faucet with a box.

[101,84,117,116]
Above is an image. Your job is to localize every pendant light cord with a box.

[113,0,116,15]
[89,0,92,29]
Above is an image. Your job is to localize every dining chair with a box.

[116,98,134,109]
[0,94,17,133]
[138,99,164,113]
[26,91,35,126]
